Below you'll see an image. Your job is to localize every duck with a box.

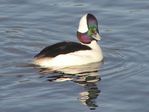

[33,13,103,69]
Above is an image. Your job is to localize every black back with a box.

[34,41,91,58]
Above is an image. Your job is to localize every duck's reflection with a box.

[75,72,100,110]
[37,62,102,110]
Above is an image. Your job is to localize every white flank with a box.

[77,14,88,33]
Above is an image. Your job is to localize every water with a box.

[0,0,149,111]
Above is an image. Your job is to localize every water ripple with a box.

[101,47,146,80]
[0,0,149,111]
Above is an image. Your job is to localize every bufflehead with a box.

[33,13,103,69]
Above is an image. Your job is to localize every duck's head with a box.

[77,13,101,44]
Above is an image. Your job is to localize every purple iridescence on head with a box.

[89,19,96,25]
[77,32,92,44]
[87,14,98,28]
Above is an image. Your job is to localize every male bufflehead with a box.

[33,13,103,69]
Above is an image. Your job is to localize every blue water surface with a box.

[0,0,149,112]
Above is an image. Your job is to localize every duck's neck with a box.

[81,40,100,50]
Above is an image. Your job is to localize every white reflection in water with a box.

[34,62,102,110]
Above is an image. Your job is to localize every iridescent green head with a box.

[77,13,101,44]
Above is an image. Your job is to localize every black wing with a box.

[34,41,91,58]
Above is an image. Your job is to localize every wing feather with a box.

[34,41,91,58]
